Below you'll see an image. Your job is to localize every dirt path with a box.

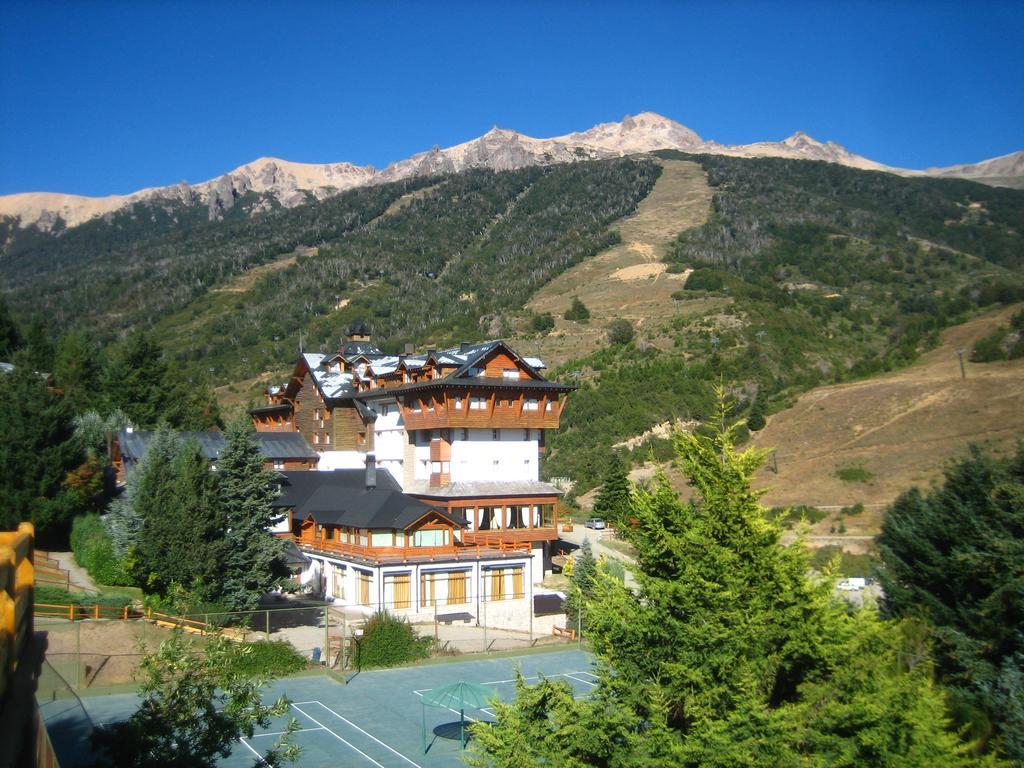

[45,551,99,593]
[522,158,714,367]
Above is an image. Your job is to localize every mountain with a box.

[3,113,1021,232]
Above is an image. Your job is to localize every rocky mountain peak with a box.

[2,114,1020,232]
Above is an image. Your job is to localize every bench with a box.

[435,611,474,625]
[552,626,577,640]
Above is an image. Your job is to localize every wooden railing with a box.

[293,535,531,564]
[464,527,558,544]
[1,522,35,706]
[34,602,143,621]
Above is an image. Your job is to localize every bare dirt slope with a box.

[749,304,1024,533]
[522,159,714,367]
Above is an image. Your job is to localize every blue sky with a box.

[1,1,1022,196]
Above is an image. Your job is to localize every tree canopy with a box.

[472,396,988,767]
[878,442,1024,762]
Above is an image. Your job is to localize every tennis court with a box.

[41,647,596,767]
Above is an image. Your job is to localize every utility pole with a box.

[956,348,966,380]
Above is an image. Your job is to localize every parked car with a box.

[584,518,606,530]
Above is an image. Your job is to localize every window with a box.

[462,429,469,441]
[313,434,319,445]
[502,368,519,379]
[413,529,449,547]
[488,566,525,601]
[385,572,411,610]
[492,429,500,440]
[470,396,487,410]
[273,460,285,470]
[448,571,468,605]
[453,397,462,410]
[331,567,345,599]
[524,399,539,411]
[371,530,392,547]
[546,400,554,411]
[324,433,330,445]
[412,399,422,414]
[356,570,371,606]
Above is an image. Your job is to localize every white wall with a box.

[450,438,539,482]
[316,450,366,471]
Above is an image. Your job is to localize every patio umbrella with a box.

[420,680,496,752]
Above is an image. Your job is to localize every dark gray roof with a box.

[357,376,574,400]
[116,430,318,462]
[342,341,383,357]
[273,470,464,530]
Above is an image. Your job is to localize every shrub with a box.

[355,610,432,669]
[606,319,635,346]
[836,465,874,483]
[70,514,133,586]
[683,268,725,292]
[563,297,590,322]
[224,640,308,678]
[530,312,555,333]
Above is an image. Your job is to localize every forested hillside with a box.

[542,152,1024,491]
[1,159,659,384]
[3,152,1023,496]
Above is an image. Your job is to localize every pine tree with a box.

[0,296,21,359]
[563,538,597,632]
[213,418,288,610]
[472,392,987,766]
[592,455,632,527]
[0,360,84,540]
[53,331,103,414]
[102,330,172,428]
[132,428,183,593]
[747,394,766,431]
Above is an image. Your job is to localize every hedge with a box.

[70,514,134,586]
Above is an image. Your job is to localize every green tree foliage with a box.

[530,312,555,333]
[563,296,591,322]
[214,418,289,610]
[474,399,987,766]
[354,611,432,669]
[70,514,133,586]
[747,394,767,431]
[90,633,299,768]
[20,316,55,373]
[591,456,632,528]
[878,443,1024,762]
[563,539,597,632]
[0,362,84,541]
[606,318,635,346]
[53,331,103,413]
[0,295,21,358]
[132,431,208,597]
[971,311,1024,362]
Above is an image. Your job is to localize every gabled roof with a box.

[116,430,319,462]
[273,470,463,530]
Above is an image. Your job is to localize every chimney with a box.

[459,341,470,353]
[365,453,377,490]
[404,343,415,355]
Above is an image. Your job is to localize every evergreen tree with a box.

[592,455,632,528]
[0,295,21,358]
[472,393,987,766]
[53,331,103,413]
[132,428,182,592]
[747,394,766,431]
[20,316,55,372]
[563,296,590,322]
[563,538,597,633]
[102,330,172,428]
[878,442,1024,762]
[213,418,288,610]
[0,360,84,540]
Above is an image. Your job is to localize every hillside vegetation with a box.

[540,152,1024,491]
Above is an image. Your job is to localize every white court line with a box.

[412,669,598,695]
[302,701,423,768]
[563,672,598,687]
[291,703,384,768]
[249,726,326,738]
[238,737,266,764]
